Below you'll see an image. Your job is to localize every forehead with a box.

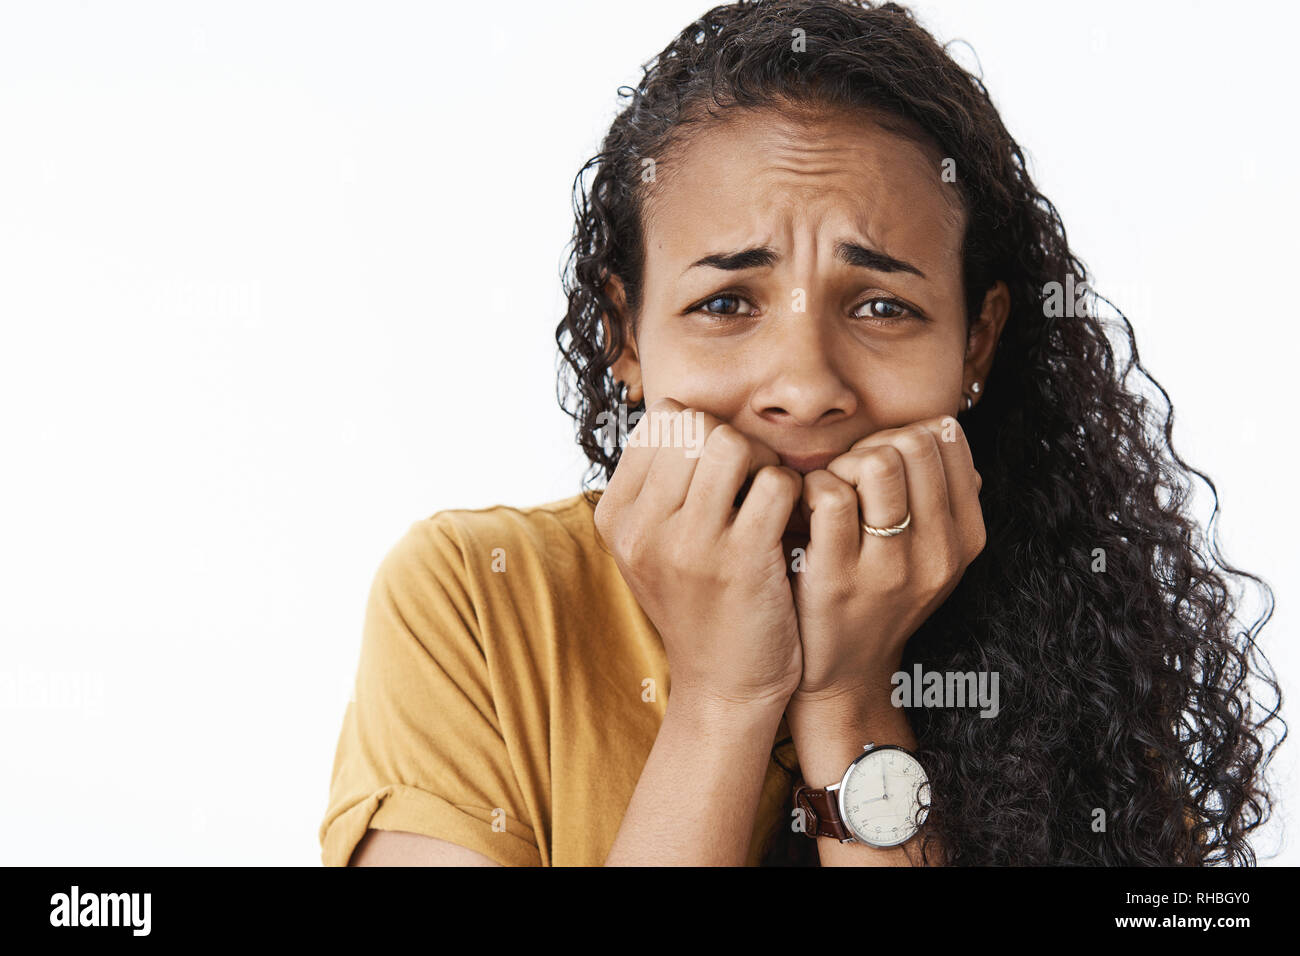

[642,106,965,274]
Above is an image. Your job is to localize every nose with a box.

[749,312,857,427]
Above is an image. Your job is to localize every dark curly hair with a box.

[553,0,1284,865]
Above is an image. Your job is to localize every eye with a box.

[692,292,757,319]
[853,296,920,323]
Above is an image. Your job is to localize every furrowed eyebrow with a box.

[834,241,926,279]
[684,246,779,273]
[683,241,926,279]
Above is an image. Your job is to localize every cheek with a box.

[636,327,754,417]
[855,337,966,421]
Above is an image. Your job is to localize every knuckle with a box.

[616,522,651,561]
[807,472,857,510]
[749,464,797,499]
[646,396,683,416]
[775,466,803,499]
[943,545,962,578]
[647,405,682,432]
[897,427,938,458]
[859,445,906,481]
[876,556,910,594]
[930,414,965,442]
[703,423,748,462]
[926,539,961,584]
[821,567,856,601]
[664,533,702,569]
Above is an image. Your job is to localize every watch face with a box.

[839,747,930,847]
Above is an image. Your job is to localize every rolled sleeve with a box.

[319,515,543,866]
[322,784,542,867]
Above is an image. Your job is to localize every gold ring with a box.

[862,512,911,537]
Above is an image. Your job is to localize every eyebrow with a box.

[683,241,927,279]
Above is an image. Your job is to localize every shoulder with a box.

[409,491,601,563]
[428,491,600,547]
[377,491,609,600]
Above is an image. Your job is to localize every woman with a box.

[320,0,1283,866]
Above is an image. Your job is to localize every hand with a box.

[594,398,805,709]
[786,415,986,702]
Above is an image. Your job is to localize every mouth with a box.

[776,450,842,475]
[730,448,848,510]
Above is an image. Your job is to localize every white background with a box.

[1,0,1295,865]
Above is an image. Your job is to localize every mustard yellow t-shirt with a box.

[319,491,799,866]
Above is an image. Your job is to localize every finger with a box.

[826,444,910,531]
[603,396,686,509]
[800,468,860,568]
[920,415,982,528]
[849,425,949,530]
[634,402,706,518]
[681,420,780,536]
[731,465,803,545]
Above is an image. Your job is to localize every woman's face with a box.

[610,105,1007,488]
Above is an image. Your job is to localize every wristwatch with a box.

[793,742,931,848]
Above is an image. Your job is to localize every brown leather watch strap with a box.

[793,784,853,841]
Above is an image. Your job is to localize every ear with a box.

[601,275,644,405]
[962,280,1010,406]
